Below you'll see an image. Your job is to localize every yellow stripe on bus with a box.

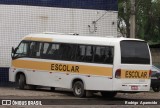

[24,37,53,42]
[121,69,150,79]
[12,60,113,77]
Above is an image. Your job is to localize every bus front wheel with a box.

[28,85,37,90]
[73,81,86,98]
[18,74,26,89]
[101,91,117,98]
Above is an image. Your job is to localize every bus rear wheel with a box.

[18,74,26,89]
[50,87,55,91]
[152,86,160,92]
[101,91,117,98]
[73,81,86,98]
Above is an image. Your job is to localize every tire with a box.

[50,87,55,91]
[152,86,160,92]
[18,74,26,89]
[73,81,86,98]
[101,91,117,98]
[28,85,37,90]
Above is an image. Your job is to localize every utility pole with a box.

[130,0,135,38]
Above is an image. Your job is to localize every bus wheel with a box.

[73,81,86,98]
[152,86,160,92]
[18,74,26,90]
[101,91,117,98]
[50,87,55,91]
[28,85,37,90]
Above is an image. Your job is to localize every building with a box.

[150,44,160,65]
[0,0,118,84]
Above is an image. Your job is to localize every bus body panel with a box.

[113,64,151,91]
[10,58,113,91]
[9,34,152,92]
[112,41,152,92]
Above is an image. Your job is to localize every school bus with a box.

[9,33,152,98]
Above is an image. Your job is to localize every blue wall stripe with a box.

[0,68,9,85]
[0,0,118,11]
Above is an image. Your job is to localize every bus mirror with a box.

[11,47,16,59]
[12,47,15,54]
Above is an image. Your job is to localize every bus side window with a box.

[94,46,105,63]
[60,44,69,60]
[69,44,78,61]
[52,44,60,59]
[104,47,114,64]
[48,44,59,54]
[52,43,63,60]
[76,45,85,62]
[29,42,42,58]
[61,44,77,61]
[41,43,50,58]
[42,43,60,59]
[75,45,93,63]
[85,46,93,62]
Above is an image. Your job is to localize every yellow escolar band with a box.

[12,60,113,77]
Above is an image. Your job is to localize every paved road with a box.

[0,87,159,107]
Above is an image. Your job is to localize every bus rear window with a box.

[120,40,150,64]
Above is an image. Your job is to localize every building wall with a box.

[150,48,160,65]
[0,5,118,67]
[0,0,118,85]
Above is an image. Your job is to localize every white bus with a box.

[9,33,152,98]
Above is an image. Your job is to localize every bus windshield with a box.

[13,41,29,59]
[120,40,150,64]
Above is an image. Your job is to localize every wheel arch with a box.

[15,72,27,83]
[71,78,86,89]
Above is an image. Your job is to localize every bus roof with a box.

[23,33,145,46]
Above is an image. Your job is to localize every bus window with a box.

[41,43,50,59]
[50,43,60,59]
[94,46,114,64]
[121,40,150,64]
[76,45,85,62]
[94,46,105,63]
[103,47,114,64]
[75,45,94,63]
[60,44,77,61]
[40,43,60,59]
[69,44,78,61]
[85,46,93,62]
[48,44,59,55]
[61,44,71,60]
[42,43,50,54]
[29,42,42,58]
[14,41,29,58]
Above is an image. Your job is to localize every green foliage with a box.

[118,0,160,43]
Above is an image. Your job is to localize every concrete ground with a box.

[0,86,159,107]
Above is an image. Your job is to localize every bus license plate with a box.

[131,86,138,90]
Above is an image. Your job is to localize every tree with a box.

[118,0,131,38]
[118,0,160,43]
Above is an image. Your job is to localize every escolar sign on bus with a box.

[51,64,79,73]
[121,70,149,79]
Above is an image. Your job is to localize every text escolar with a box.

[51,64,79,72]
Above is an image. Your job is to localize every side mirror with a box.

[12,47,15,54]
[11,47,16,59]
